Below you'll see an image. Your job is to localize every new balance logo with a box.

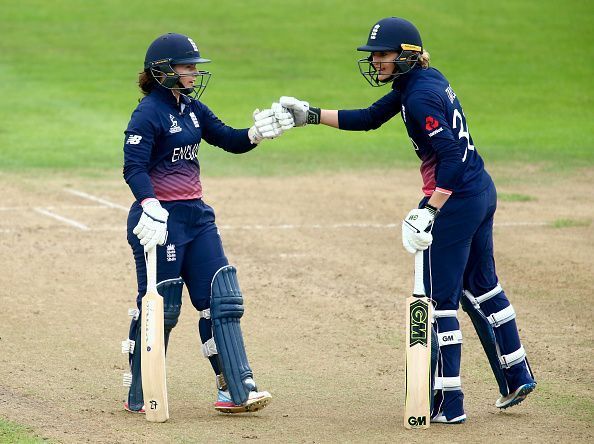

[126,135,143,145]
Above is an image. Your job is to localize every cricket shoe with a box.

[431,413,466,424]
[214,389,272,414]
[123,402,145,414]
[495,382,536,409]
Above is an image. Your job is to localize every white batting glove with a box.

[401,206,438,254]
[272,102,295,131]
[248,108,283,144]
[133,198,169,251]
[279,96,320,126]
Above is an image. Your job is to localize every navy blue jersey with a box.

[123,86,255,202]
[339,67,491,197]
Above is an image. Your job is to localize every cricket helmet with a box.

[144,33,211,99]
[357,17,423,86]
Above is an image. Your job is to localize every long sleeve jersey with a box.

[123,86,256,202]
[338,67,491,197]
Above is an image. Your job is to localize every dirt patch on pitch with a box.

[0,168,592,443]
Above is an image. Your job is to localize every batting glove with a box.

[272,102,295,131]
[279,96,321,126]
[401,205,438,254]
[248,107,283,144]
[133,198,169,251]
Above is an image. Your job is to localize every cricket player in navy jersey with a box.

[278,17,536,423]
[122,33,294,414]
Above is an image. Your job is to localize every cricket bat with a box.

[404,251,432,429]
[141,247,169,422]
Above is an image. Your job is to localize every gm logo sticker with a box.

[409,299,428,347]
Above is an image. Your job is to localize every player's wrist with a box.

[423,203,439,218]
[307,107,321,125]
[141,197,159,208]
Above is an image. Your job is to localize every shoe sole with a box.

[215,396,272,414]
[124,403,145,414]
[497,383,536,409]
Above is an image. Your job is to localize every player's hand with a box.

[248,107,283,143]
[272,102,295,131]
[401,206,438,254]
[279,96,320,126]
[133,198,169,251]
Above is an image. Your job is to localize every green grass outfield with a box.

[1,0,592,176]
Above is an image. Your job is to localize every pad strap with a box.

[128,308,140,320]
[499,345,526,368]
[201,338,218,357]
[199,308,211,319]
[434,376,462,391]
[437,329,463,346]
[433,309,457,319]
[487,305,516,327]
[121,339,136,354]
[463,283,502,307]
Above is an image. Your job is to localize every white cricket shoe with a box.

[496,382,536,409]
[214,389,272,414]
[431,413,467,424]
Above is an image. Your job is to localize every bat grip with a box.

[146,247,158,293]
[413,250,425,296]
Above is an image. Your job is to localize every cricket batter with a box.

[121,33,293,414]
[279,17,536,423]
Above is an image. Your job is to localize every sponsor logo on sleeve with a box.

[445,85,457,104]
[425,116,443,137]
[126,135,143,145]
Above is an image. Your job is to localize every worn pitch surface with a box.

[0,168,592,443]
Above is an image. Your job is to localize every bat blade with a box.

[404,251,432,429]
[141,291,169,422]
[141,247,169,423]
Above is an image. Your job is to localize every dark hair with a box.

[138,70,157,96]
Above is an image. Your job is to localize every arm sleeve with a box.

[406,91,464,193]
[337,89,401,131]
[199,103,257,154]
[122,108,158,202]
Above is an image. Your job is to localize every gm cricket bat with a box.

[141,247,169,422]
[404,251,432,429]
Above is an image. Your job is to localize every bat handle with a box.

[413,250,425,296]
[146,247,158,293]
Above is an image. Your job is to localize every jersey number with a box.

[452,109,475,162]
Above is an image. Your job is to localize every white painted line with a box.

[46,205,108,210]
[218,221,547,230]
[0,206,32,211]
[64,189,129,212]
[0,205,112,212]
[92,226,128,232]
[495,222,548,227]
[34,208,89,231]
